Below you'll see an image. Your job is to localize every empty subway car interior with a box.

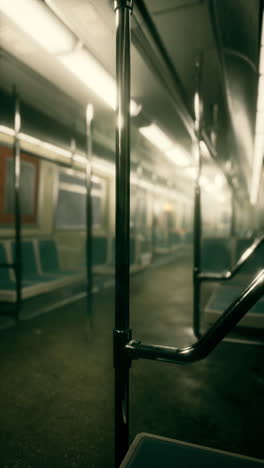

[0,1,263,467]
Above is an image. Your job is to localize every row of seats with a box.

[204,237,264,328]
[0,239,85,302]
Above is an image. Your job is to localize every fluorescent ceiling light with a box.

[139,123,190,167]
[0,0,140,114]
[60,48,116,109]
[166,148,190,167]
[139,124,173,152]
[0,0,75,54]
[59,47,140,113]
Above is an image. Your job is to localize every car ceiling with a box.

[0,0,262,201]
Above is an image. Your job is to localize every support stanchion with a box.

[151,173,157,259]
[135,164,143,264]
[85,104,94,318]
[113,1,133,466]
[13,88,22,320]
[230,188,237,266]
[70,137,76,168]
[193,56,203,338]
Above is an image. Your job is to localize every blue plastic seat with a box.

[206,283,264,315]
[0,243,11,283]
[121,433,263,467]
[11,240,56,282]
[38,239,76,276]
[202,238,231,273]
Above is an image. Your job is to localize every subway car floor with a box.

[0,251,263,468]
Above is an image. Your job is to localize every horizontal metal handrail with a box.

[198,234,264,282]
[125,269,264,364]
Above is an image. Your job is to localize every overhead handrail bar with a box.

[125,269,264,364]
[199,234,264,282]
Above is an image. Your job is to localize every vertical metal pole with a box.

[151,173,157,259]
[135,164,142,264]
[230,189,236,237]
[70,137,76,168]
[113,1,133,466]
[193,57,203,338]
[13,88,22,319]
[86,105,94,317]
[230,189,236,266]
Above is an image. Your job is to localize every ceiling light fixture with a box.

[139,123,190,167]
[60,47,116,109]
[0,0,140,114]
[0,0,75,54]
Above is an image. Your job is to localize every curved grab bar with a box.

[198,234,264,282]
[125,269,264,364]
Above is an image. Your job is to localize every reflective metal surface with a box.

[113,1,133,466]
[132,0,194,137]
[193,56,202,339]
[85,104,94,318]
[13,89,22,319]
[125,270,264,364]
[199,234,264,282]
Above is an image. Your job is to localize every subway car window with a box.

[55,170,105,229]
[0,1,263,467]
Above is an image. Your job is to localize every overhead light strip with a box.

[0,0,140,114]
[139,123,190,167]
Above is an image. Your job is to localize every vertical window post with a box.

[113,1,133,466]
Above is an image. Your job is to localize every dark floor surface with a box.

[0,252,263,467]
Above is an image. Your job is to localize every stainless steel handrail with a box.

[198,234,264,282]
[125,269,264,364]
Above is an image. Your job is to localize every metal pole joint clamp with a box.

[113,328,133,368]
[114,0,133,12]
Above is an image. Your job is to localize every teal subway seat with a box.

[0,240,85,303]
[120,433,263,468]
